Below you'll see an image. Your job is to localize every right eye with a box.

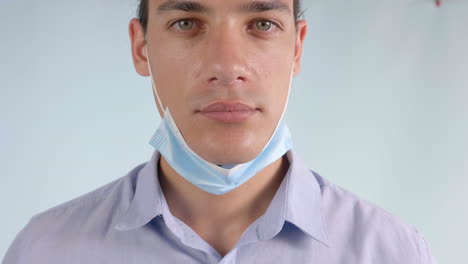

[172,19,197,31]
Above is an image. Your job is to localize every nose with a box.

[202,24,252,87]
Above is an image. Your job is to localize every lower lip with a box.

[200,110,258,123]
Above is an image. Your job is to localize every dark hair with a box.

[137,0,303,35]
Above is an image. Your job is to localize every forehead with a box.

[152,0,293,16]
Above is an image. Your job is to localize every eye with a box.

[249,19,282,34]
[255,20,274,31]
[175,19,195,31]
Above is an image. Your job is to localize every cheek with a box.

[260,63,294,114]
[151,49,195,108]
[156,35,201,67]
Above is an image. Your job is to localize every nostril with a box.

[208,77,245,84]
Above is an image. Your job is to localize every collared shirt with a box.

[3,150,437,264]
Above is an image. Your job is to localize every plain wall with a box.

[1,0,467,262]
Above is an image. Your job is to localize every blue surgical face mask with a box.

[145,47,294,195]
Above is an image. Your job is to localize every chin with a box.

[185,120,272,165]
[199,140,263,165]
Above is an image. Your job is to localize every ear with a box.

[292,20,308,76]
[129,18,150,77]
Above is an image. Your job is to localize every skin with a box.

[129,0,307,256]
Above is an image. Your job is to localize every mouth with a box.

[198,101,259,123]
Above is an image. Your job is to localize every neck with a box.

[158,154,290,255]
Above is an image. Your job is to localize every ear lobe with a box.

[292,63,301,77]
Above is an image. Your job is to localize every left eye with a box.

[255,20,275,31]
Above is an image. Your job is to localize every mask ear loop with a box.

[257,63,294,149]
[278,63,295,124]
[146,46,166,115]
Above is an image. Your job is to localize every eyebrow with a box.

[156,0,291,15]
[156,0,208,14]
[240,0,291,14]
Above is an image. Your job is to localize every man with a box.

[3,0,437,263]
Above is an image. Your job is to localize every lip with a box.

[199,101,258,123]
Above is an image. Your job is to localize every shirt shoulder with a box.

[2,162,147,264]
[311,171,437,264]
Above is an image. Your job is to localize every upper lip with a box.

[200,101,257,113]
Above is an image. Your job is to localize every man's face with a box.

[130,0,307,165]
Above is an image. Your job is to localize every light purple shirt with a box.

[3,150,437,263]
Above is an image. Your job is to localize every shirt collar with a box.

[114,150,329,247]
[114,150,163,231]
[286,151,330,246]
